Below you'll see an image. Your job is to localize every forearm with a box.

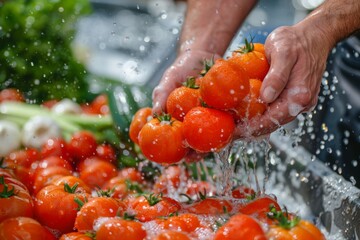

[178,0,258,56]
[296,0,360,51]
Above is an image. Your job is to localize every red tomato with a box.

[200,58,249,109]
[0,217,56,240]
[50,175,91,194]
[41,99,59,109]
[214,213,266,240]
[129,194,182,222]
[186,180,217,198]
[129,107,153,144]
[166,77,201,121]
[101,176,142,199]
[96,143,117,165]
[59,232,94,240]
[231,185,255,199]
[161,213,201,233]
[154,230,191,240]
[91,94,109,115]
[229,44,269,81]
[75,197,126,232]
[183,107,235,153]
[186,197,233,215]
[239,195,281,225]
[96,217,147,240]
[32,166,72,195]
[34,184,90,234]
[235,78,267,121]
[266,207,325,240]
[0,175,34,222]
[0,88,24,102]
[117,167,144,183]
[4,148,39,168]
[138,115,189,164]
[35,156,73,172]
[40,138,71,161]
[79,158,118,189]
[153,165,189,194]
[68,131,97,162]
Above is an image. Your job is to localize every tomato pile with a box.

[0,41,325,240]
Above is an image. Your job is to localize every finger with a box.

[260,47,297,104]
[234,94,296,139]
[152,68,181,115]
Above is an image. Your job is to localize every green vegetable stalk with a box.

[0,0,92,103]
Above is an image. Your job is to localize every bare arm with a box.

[236,0,360,138]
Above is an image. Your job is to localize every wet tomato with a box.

[239,195,281,224]
[186,197,233,215]
[153,165,189,194]
[183,107,235,153]
[32,166,72,195]
[0,88,24,103]
[231,185,255,199]
[96,217,147,240]
[40,138,71,161]
[154,230,191,240]
[75,197,126,232]
[161,213,201,233]
[68,130,97,162]
[229,41,269,81]
[79,158,118,189]
[34,183,90,234]
[235,78,267,121]
[214,213,266,240]
[129,194,181,222]
[0,175,33,222]
[129,107,153,144]
[166,77,201,121]
[266,207,325,240]
[0,217,56,240]
[50,175,91,194]
[59,232,94,240]
[91,94,109,115]
[138,114,188,164]
[200,58,249,109]
[95,143,117,165]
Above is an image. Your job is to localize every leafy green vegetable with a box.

[0,0,92,103]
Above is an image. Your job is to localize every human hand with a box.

[152,50,221,115]
[234,25,332,139]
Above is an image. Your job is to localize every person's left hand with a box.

[234,25,333,139]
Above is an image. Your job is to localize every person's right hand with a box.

[152,50,221,115]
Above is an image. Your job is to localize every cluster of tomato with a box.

[130,40,269,165]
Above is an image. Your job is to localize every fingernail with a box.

[263,87,276,103]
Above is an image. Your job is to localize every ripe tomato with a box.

[161,213,201,233]
[96,143,117,165]
[200,58,249,109]
[183,107,235,153]
[40,138,71,161]
[96,217,147,240]
[154,230,191,240]
[79,158,118,189]
[214,213,266,240]
[129,107,153,144]
[4,148,39,168]
[166,77,201,121]
[102,176,142,199]
[138,115,188,164]
[59,232,94,240]
[50,175,91,194]
[32,166,72,195]
[68,130,97,162]
[75,197,126,232]
[185,180,216,198]
[0,88,24,102]
[239,195,281,225]
[41,99,59,109]
[266,207,325,240]
[91,94,109,115]
[0,175,34,222]
[231,185,255,199]
[129,194,181,222]
[34,183,90,234]
[186,197,233,215]
[153,165,189,194]
[118,167,144,183]
[229,42,269,81]
[0,217,56,240]
[235,78,267,121]
[35,156,73,172]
